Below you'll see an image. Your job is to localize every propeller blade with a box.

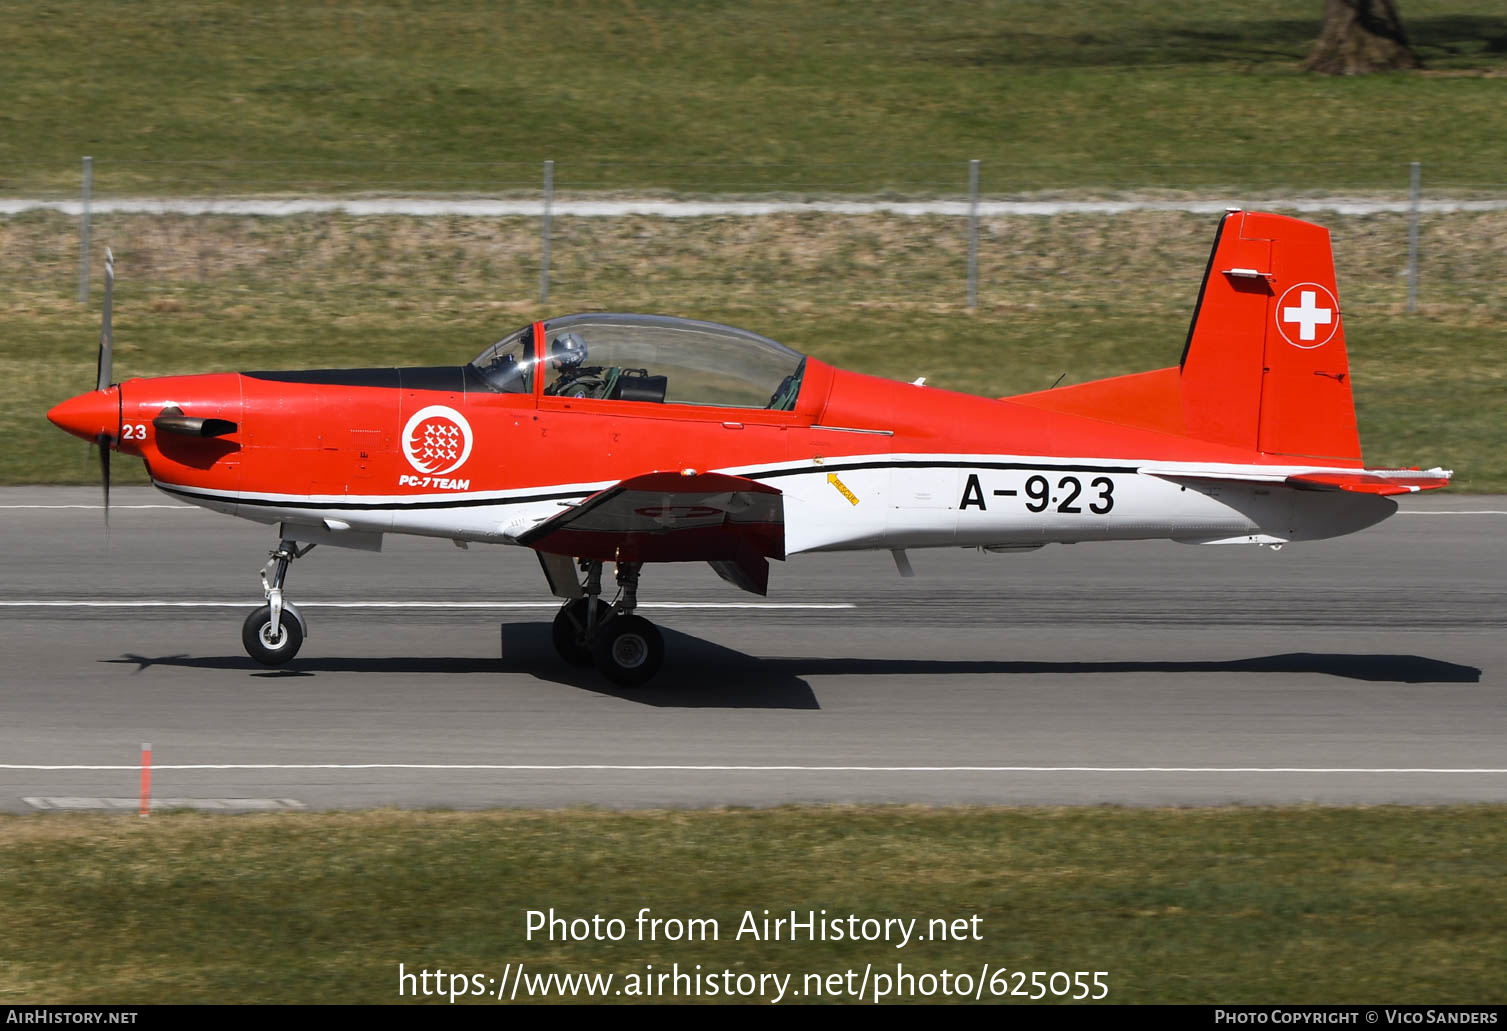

[96,248,114,392]
[96,431,112,527]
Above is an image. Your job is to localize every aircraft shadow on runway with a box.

[105,636,1479,708]
[758,652,1482,685]
[101,623,825,710]
[498,623,821,708]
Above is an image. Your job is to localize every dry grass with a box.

[6,209,1502,317]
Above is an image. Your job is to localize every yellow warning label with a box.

[827,472,860,506]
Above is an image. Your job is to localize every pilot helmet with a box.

[551,332,587,370]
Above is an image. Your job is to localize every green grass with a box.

[3,210,1497,488]
[2,1,1506,195]
[2,806,1504,1004]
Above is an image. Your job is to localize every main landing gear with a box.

[241,538,315,666]
[550,559,664,687]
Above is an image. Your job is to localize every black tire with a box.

[551,597,607,667]
[591,615,664,687]
[241,604,304,666]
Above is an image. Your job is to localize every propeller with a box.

[97,429,111,527]
[49,246,124,528]
[94,248,115,524]
[97,248,114,391]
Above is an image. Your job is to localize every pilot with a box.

[543,333,608,398]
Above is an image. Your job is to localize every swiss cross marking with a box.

[1283,290,1331,341]
[1275,282,1340,349]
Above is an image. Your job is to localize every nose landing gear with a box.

[242,538,315,666]
[550,559,664,686]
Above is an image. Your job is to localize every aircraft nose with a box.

[47,387,121,444]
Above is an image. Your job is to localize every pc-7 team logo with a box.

[402,405,473,476]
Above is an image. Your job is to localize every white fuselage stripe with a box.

[2,504,1495,515]
[152,452,1445,510]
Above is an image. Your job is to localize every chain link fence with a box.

[3,157,1504,323]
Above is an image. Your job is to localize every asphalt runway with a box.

[0,487,1502,811]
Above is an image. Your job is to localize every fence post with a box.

[1406,160,1421,314]
[79,156,92,304]
[966,158,980,310]
[540,159,554,304]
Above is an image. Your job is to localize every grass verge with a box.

[2,806,1504,1004]
[2,1,1506,195]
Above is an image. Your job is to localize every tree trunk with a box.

[1305,0,1421,75]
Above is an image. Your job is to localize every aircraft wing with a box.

[516,471,784,596]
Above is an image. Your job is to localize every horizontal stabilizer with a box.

[1287,468,1452,496]
[1143,465,1451,496]
[517,472,784,593]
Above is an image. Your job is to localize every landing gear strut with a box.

[242,538,315,666]
[550,559,664,686]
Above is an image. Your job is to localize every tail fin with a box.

[1180,210,1361,463]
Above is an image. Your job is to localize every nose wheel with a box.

[549,560,664,686]
[242,537,314,667]
[242,604,305,665]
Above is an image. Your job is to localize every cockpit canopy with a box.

[470,314,806,410]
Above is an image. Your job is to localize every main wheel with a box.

[591,615,664,687]
[241,604,304,666]
[551,597,608,667]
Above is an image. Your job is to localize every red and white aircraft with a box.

[48,211,1449,684]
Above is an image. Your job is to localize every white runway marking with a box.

[4,763,1504,774]
[23,797,306,811]
[0,600,855,610]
